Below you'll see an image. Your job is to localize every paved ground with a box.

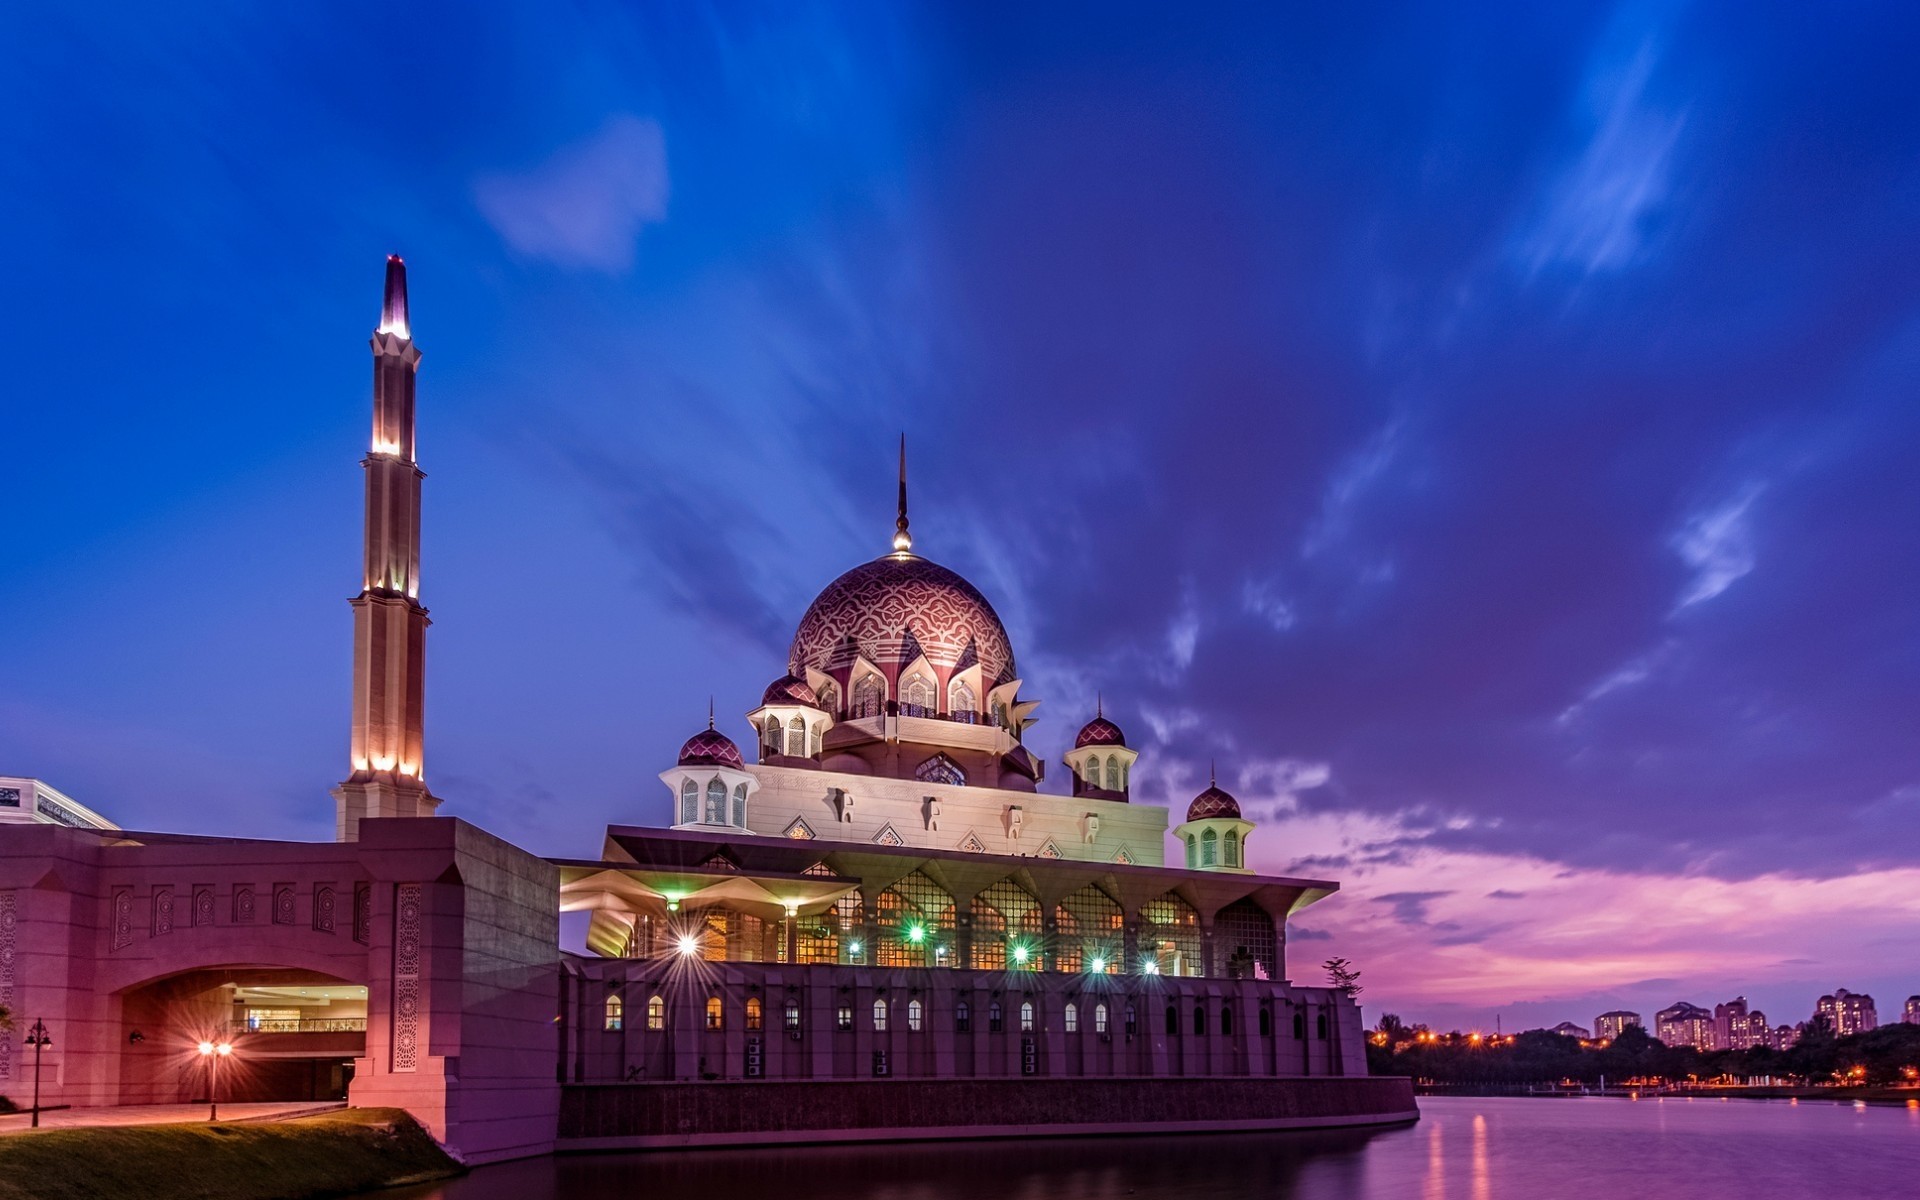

[0,1100,345,1134]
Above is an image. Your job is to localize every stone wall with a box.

[559,1076,1418,1148]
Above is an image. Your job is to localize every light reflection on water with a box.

[388,1096,1920,1200]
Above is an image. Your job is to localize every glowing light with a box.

[848,940,863,955]
[1011,943,1030,965]
[1089,956,1107,973]
[783,902,799,918]
[197,1041,214,1056]
[217,1043,232,1057]
[663,891,683,913]
[371,755,396,772]
[1141,958,1160,976]
[906,923,925,945]
[935,946,948,958]
[676,935,700,957]
[372,439,403,456]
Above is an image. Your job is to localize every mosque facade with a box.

[0,260,1416,1161]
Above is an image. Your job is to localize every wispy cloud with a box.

[475,115,670,272]
[1672,484,1764,609]
[1514,23,1688,277]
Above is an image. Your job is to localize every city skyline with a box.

[5,3,1919,1033]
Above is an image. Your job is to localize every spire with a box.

[892,434,913,554]
[1096,692,1104,719]
[378,254,410,339]
[708,697,715,730]
[1209,760,1217,787]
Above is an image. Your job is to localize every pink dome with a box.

[1187,785,1241,822]
[761,674,821,708]
[789,554,1016,685]
[1075,715,1127,748]
[678,728,744,769]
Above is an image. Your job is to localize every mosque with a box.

[0,259,1416,1161]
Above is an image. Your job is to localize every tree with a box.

[1376,1012,1408,1042]
[1323,956,1363,999]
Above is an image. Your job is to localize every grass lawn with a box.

[0,1107,462,1200]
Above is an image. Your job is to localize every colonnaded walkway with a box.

[0,1101,345,1135]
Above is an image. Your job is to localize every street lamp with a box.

[23,1019,51,1129]
[196,1039,234,1121]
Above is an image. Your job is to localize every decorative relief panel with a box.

[0,892,15,1082]
[782,817,816,840]
[151,886,175,936]
[233,886,256,924]
[352,884,371,945]
[313,886,336,934]
[391,883,423,1073]
[273,885,295,926]
[111,887,134,950]
[192,886,214,927]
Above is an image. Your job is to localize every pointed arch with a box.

[786,715,807,757]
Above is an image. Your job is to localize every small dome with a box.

[761,674,821,708]
[678,728,744,769]
[1075,715,1127,748]
[1187,784,1241,822]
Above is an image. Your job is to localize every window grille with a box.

[852,675,883,718]
[872,999,888,1031]
[949,679,976,718]
[908,999,923,1031]
[1064,1003,1078,1033]
[647,995,665,1031]
[1094,1003,1109,1034]
[746,997,763,1030]
[679,780,698,824]
[1214,899,1278,981]
[1105,757,1120,790]
[1140,892,1203,977]
[956,1000,972,1033]
[705,996,724,1030]
[786,716,807,757]
[971,880,1041,969]
[1020,1002,1035,1032]
[785,1001,802,1030]
[873,872,954,967]
[604,994,623,1031]
[914,754,966,786]
[704,778,727,824]
[1055,885,1122,974]
[732,783,748,826]
[1201,828,1218,866]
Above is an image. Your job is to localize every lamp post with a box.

[23,1019,51,1128]
[196,1039,233,1121]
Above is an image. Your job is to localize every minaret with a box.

[332,255,439,840]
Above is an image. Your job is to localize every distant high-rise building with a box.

[1904,996,1920,1025]
[1815,989,1878,1037]
[1656,1002,1715,1050]
[1774,1024,1800,1050]
[1595,1010,1642,1040]
[1713,997,1772,1051]
[1547,1021,1592,1039]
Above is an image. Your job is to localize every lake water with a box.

[386,1096,1920,1200]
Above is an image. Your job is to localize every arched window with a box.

[1294,1010,1307,1039]
[991,699,1009,729]
[989,1002,1004,1033]
[904,673,934,713]
[1020,1002,1035,1032]
[915,754,966,787]
[680,780,698,824]
[1194,1005,1207,1036]
[1317,1012,1329,1040]
[1120,763,1130,792]
[1065,1002,1079,1033]
[817,679,839,714]
[1201,828,1219,866]
[647,995,665,1031]
[853,674,883,718]
[1105,756,1120,790]
[784,1001,802,1030]
[872,999,889,1031]
[786,716,807,757]
[1083,758,1101,787]
[810,727,822,757]
[1125,1005,1137,1037]
[604,994,623,1031]
[1165,1005,1179,1035]
[1224,830,1240,868]
[1260,1007,1273,1037]
[956,1000,972,1033]
[705,996,724,1030]
[949,678,977,720]
[908,999,923,1032]
[765,717,783,756]
[705,778,727,824]
[1222,1005,1234,1036]
[873,871,956,968]
[1185,834,1197,869]
[745,997,763,1030]
[732,783,748,826]
[1094,1003,1109,1034]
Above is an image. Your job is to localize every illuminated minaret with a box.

[332,255,439,840]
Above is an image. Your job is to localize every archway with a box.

[118,967,367,1104]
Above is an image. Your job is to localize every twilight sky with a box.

[4,2,1917,1033]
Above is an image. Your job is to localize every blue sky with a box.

[3,1,1917,1031]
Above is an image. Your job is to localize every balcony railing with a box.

[236,1017,367,1034]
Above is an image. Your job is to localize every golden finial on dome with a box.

[892,433,913,554]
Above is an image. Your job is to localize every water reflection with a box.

[389,1097,1920,1200]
